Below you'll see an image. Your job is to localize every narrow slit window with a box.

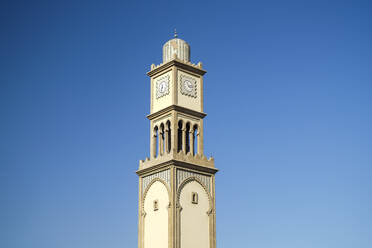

[153,200,159,211]
[191,192,198,204]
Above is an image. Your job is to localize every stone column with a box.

[165,127,170,153]
[172,113,177,154]
[199,120,204,155]
[190,129,194,156]
[151,132,157,158]
[159,130,163,156]
[197,131,201,155]
[182,128,186,154]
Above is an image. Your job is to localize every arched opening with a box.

[178,180,210,248]
[193,124,198,156]
[166,120,171,153]
[154,126,159,158]
[160,123,165,156]
[185,122,191,154]
[143,181,169,248]
[178,120,183,152]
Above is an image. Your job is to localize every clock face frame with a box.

[156,75,170,99]
[180,74,197,98]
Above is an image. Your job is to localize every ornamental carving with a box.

[142,169,171,193]
[176,169,211,194]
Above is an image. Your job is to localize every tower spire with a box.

[174,28,178,38]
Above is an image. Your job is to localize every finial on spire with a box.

[174,28,178,38]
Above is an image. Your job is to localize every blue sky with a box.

[1,0,371,247]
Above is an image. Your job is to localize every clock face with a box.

[184,80,193,92]
[156,75,169,99]
[180,75,197,98]
[159,81,167,93]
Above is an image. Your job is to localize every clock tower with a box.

[137,33,217,248]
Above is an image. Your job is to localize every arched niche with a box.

[177,178,212,248]
[143,179,170,248]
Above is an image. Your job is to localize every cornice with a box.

[137,159,218,176]
[136,162,174,176]
[147,105,207,120]
[147,59,207,77]
[173,160,218,174]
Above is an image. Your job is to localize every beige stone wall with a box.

[152,70,173,113]
[144,181,169,248]
[177,70,201,112]
[179,180,210,248]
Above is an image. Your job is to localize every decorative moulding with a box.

[147,59,206,77]
[147,105,207,120]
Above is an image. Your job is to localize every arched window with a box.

[160,123,165,155]
[193,124,198,155]
[178,120,183,152]
[154,126,159,157]
[166,120,171,153]
[185,122,191,154]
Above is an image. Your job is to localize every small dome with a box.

[162,36,190,63]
